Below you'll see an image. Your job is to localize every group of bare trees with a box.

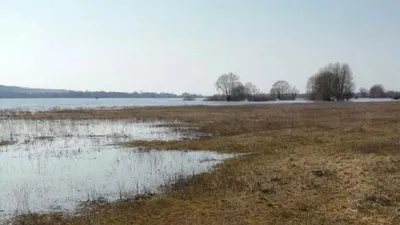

[306,62,355,101]
[358,84,399,99]
[214,73,299,102]
[213,63,397,102]
[215,73,261,101]
[305,62,398,100]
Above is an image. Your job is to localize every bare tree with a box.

[314,71,337,101]
[324,62,355,101]
[244,82,259,97]
[341,64,355,100]
[307,71,336,101]
[232,82,247,101]
[307,62,355,101]
[270,80,291,100]
[290,87,299,100]
[359,87,368,98]
[369,84,386,98]
[215,73,240,102]
[306,74,318,100]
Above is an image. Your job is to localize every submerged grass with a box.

[0,140,16,146]
[7,102,400,225]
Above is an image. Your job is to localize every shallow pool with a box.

[0,120,234,219]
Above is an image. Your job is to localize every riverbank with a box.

[9,101,400,225]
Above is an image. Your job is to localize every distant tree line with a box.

[0,91,203,99]
[358,84,400,99]
[209,62,399,102]
[182,92,199,101]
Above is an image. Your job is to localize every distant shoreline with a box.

[0,97,205,99]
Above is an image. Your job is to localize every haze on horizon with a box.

[0,0,399,95]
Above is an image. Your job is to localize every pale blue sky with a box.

[0,0,399,94]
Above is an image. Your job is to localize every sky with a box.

[0,0,399,95]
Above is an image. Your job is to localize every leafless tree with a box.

[359,88,368,98]
[369,84,386,98]
[326,62,355,101]
[215,73,240,102]
[313,71,337,101]
[232,82,247,101]
[270,80,291,100]
[244,82,259,97]
[290,87,299,100]
[307,62,355,101]
[306,74,318,99]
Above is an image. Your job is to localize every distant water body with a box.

[0,98,395,111]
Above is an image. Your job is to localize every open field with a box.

[7,102,400,225]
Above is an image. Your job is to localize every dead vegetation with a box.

[0,140,15,146]
[6,101,400,225]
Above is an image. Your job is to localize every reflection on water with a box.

[0,120,234,219]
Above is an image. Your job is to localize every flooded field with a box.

[0,98,396,112]
[0,119,234,220]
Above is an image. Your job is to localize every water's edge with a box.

[0,119,237,222]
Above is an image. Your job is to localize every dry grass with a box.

[7,102,400,225]
[0,140,15,146]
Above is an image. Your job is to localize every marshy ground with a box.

[7,102,400,225]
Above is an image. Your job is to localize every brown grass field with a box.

[8,101,400,225]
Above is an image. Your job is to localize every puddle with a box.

[0,120,234,220]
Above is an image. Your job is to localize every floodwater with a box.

[0,98,396,112]
[0,119,235,219]
[0,98,313,111]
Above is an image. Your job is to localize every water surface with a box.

[0,119,234,219]
[0,98,311,111]
[0,98,395,112]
